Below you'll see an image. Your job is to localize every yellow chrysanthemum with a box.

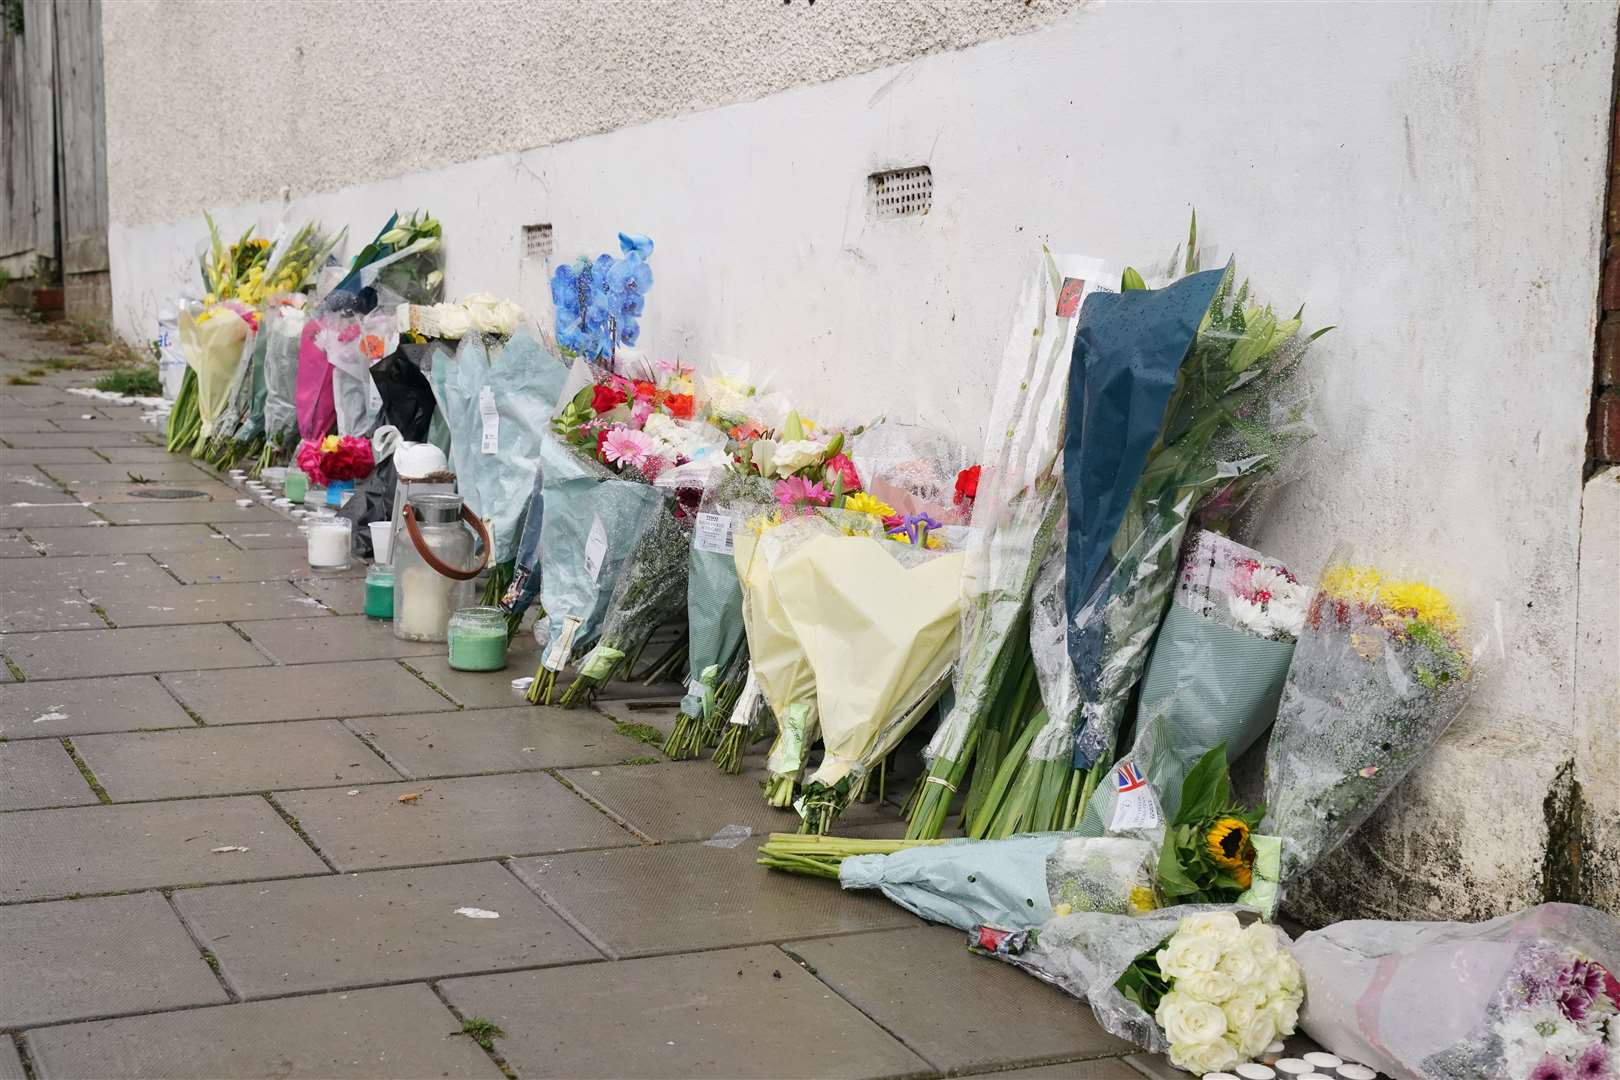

[745,510,782,535]
[844,492,895,519]
[321,435,340,452]
[1128,885,1159,913]
[1320,564,1382,603]
[1205,817,1254,888]
[1377,579,1461,632]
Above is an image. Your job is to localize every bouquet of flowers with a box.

[317,310,395,436]
[551,233,653,363]
[1290,903,1618,1080]
[1262,555,1484,881]
[988,909,1303,1074]
[327,209,444,308]
[905,252,1104,840]
[294,435,375,487]
[171,300,258,456]
[1063,226,1325,829]
[257,296,309,471]
[1075,531,1310,837]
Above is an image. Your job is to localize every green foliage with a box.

[1154,746,1266,905]
[458,1017,505,1053]
[1116,942,1173,1015]
[95,366,162,397]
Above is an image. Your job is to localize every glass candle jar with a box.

[393,492,487,643]
[364,564,395,620]
[447,607,509,672]
[305,514,352,572]
[284,467,308,503]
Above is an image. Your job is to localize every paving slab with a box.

[25,984,506,1080]
[790,925,1135,1073]
[236,614,451,664]
[92,445,194,464]
[42,462,215,484]
[92,580,329,627]
[0,738,98,810]
[160,659,453,725]
[43,417,171,433]
[0,674,197,739]
[174,862,600,998]
[0,464,62,485]
[0,553,169,591]
[0,501,100,526]
[0,1039,22,1080]
[0,416,64,432]
[0,893,229,1028]
[0,796,328,901]
[0,589,104,632]
[277,772,637,871]
[65,480,240,505]
[963,1063,1140,1079]
[0,625,267,680]
[400,634,541,709]
[26,522,224,556]
[0,479,75,503]
[353,705,650,777]
[94,500,276,525]
[73,720,401,801]
[156,547,354,583]
[0,431,155,448]
[0,446,103,464]
[0,528,40,556]
[440,945,929,1080]
[558,759,891,843]
[510,838,917,958]
[290,574,367,614]
[207,519,307,548]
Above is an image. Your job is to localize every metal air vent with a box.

[868,166,932,220]
[522,223,555,260]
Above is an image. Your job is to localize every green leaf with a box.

[1156,828,1201,897]
[1308,324,1337,341]
[1185,208,1198,276]
[1174,745,1231,825]
[1121,267,1148,292]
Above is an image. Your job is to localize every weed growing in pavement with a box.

[611,720,665,748]
[620,756,659,766]
[458,1018,506,1053]
[60,739,111,803]
[7,374,38,385]
[95,366,161,396]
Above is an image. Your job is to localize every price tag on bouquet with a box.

[583,515,609,582]
[543,615,582,672]
[693,512,734,556]
[479,386,499,455]
[1109,760,1164,832]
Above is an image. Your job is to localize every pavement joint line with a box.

[162,887,242,1002]
[57,737,111,804]
[337,716,418,779]
[9,1032,37,1080]
[259,792,341,873]
[544,768,658,844]
[396,658,466,707]
[495,856,620,960]
[0,655,24,681]
[774,939,949,1074]
[427,981,519,1080]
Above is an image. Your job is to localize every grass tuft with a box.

[458,1017,506,1053]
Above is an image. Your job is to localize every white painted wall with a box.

[104,3,1618,918]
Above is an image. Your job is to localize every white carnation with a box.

[1227,594,1275,636]
[1157,934,1221,981]
[1178,970,1239,1004]
[1157,991,1229,1048]
[1169,1037,1242,1075]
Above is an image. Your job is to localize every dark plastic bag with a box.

[339,456,397,559]
[370,350,436,442]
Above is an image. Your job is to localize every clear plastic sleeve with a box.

[179,307,255,439]
[1291,903,1619,1080]
[679,473,776,721]
[569,493,691,691]
[848,422,970,522]
[260,302,306,450]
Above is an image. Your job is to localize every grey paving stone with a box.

[399,631,540,708]
[964,1062,1141,1079]
[1,431,155,447]
[0,795,327,901]
[65,479,240,505]
[73,720,401,801]
[1,553,169,591]
[557,759,892,843]
[0,893,229,1028]
[0,501,100,526]
[26,523,225,556]
[26,984,506,1080]
[0,1038,22,1080]
[161,659,453,725]
[440,945,929,1080]
[510,837,917,958]
[0,464,64,486]
[0,479,75,503]
[0,528,40,556]
[0,446,102,464]
[43,418,172,433]
[277,772,637,871]
[155,547,354,583]
[207,519,307,548]
[0,625,267,679]
[95,500,276,525]
[236,615,449,664]
[354,706,649,778]
[290,574,367,614]
[790,925,1135,1073]
[0,588,104,632]
[0,416,65,431]
[175,862,600,998]
[93,581,329,627]
[43,462,215,483]
[0,738,98,810]
[93,445,198,463]
[0,674,196,738]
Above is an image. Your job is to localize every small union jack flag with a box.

[1114,761,1147,793]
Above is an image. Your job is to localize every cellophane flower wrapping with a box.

[848,422,970,523]
[773,527,964,826]
[572,493,693,686]
[316,312,387,437]
[295,316,337,441]
[180,304,256,440]
[909,254,1105,835]
[679,473,775,721]
[1262,551,1491,882]
[533,435,666,673]
[1291,903,1620,1080]
[260,303,304,452]
[500,469,548,622]
[1077,532,1307,836]
[447,331,569,563]
[1065,264,1320,775]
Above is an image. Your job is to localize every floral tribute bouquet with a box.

[326,209,444,308]
[257,295,310,471]
[294,434,375,487]
[171,299,258,456]
[551,233,653,362]
[1290,903,1618,1080]
[1062,221,1325,832]
[1262,555,1485,881]
[1075,531,1310,837]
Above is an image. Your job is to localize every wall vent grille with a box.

[868,167,932,219]
[522,223,554,259]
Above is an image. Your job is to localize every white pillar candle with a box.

[306,519,351,569]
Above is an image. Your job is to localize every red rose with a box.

[592,384,627,414]
[954,464,982,505]
[665,392,695,420]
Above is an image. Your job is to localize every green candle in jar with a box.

[447,607,509,671]
[364,565,395,620]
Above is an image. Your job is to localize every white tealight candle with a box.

[1236,1066,1277,1080]
[1202,1074,1240,1080]
[1303,1054,1343,1070]
[1265,1044,1286,1056]
[1335,1067,1376,1080]
[1276,1061,1313,1076]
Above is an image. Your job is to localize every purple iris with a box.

[886,512,942,546]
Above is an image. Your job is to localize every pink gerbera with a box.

[775,476,830,515]
[601,427,653,470]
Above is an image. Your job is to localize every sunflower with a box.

[1205,816,1255,888]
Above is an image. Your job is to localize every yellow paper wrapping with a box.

[734,519,822,779]
[179,307,254,437]
[774,534,964,787]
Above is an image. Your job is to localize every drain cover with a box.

[128,488,208,500]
